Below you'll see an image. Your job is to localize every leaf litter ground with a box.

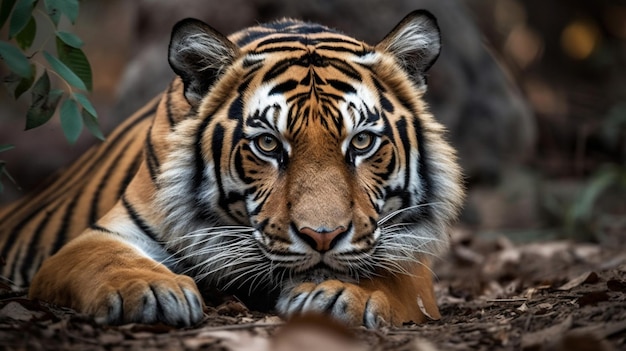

[1,232,625,351]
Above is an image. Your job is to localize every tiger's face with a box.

[236,49,398,280]
[160,13,463,292]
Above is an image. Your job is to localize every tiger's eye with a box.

[351,132,373,151]
[257,134,279,153]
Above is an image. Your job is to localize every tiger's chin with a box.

[291,264,360,285]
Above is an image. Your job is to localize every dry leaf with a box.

[0,301,44,321]
[417,295,439,320]
[558,272,599,291]
[517,302,529,313]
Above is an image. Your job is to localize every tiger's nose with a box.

[297,226,347,252]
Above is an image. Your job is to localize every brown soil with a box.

[1,233,625,351]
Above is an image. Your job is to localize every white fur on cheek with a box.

[154,119,222,243]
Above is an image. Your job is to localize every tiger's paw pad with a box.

[90,273,204,326]
[276,280,391,328]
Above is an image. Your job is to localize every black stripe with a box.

[327,79,355,94]
[328,59,362,80]
[262,58,295,82]
[89,224,115,234]
[21,208,54,283]
[372,78,394,114]
[121,195,161,243]
[51,191,82,254]
[8,245,23,286]
[269,79,299,95]
[165,84,176,128]
[318,91,345,101]
[242,58,264,78]
[227,78,251,120]
[395,119,412,194]
[117,150,144,200]
[89,136,136,224]
[145,126,161,187]
[315,45,363,54]
[312,37,362,46]
[254,46,304,54]
[255,35,310,48]
[193,121,210,192]
[324,288,345,313]
[233,146,253,184]
[413,117,433,215]
[211,125,228,214]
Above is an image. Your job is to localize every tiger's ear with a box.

[168,18,239,106]
[376,10,441,90]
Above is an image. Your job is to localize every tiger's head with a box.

[155,11,464,297]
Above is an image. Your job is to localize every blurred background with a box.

[1,0,624,244]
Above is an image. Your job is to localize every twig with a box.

[485,298,527,303]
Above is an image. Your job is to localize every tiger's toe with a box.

[277,280,391,328]
[91,274,204,326]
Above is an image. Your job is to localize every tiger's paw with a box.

[276,280,392,328]
[28,236,205,327]
[87,272,205,326]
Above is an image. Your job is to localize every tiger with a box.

[0,10,464,328]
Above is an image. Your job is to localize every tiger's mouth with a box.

[253,225,379,282]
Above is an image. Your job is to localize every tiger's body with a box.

[0,11,464,328]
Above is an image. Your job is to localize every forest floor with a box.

[1,230,625,351]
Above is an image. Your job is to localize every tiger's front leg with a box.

[276,263,440,328]
[29,232,204,326]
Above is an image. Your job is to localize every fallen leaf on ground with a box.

[0,301,45,321]
[557,271,599,290]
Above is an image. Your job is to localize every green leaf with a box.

[60,97,82,143]
[43,50,86,90]
[3,65,35,99]
[25,71,63,130]
[43,0,77,25]
[72,92,96,117]
[9,0,36,38]
[82,109,104,141]
[0,144,15,153]
[0,41,32,77]
[55,39,91,91]
[56,31,83,48]
[43,0,59,26]
[29,69,51,106]
[0,0,17,29]
[15,15,36,50]
[13,65,34,98]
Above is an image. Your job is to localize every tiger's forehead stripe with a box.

[227,22,387,143]
[230,19,367,53]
